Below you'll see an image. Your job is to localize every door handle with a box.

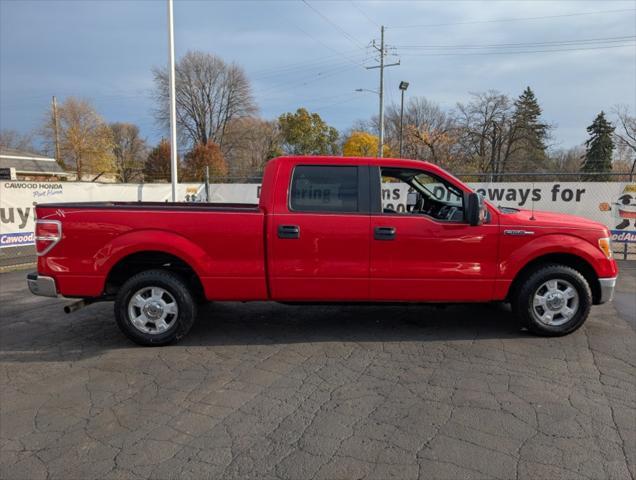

[374,226,396,240]
[278,225,300,239]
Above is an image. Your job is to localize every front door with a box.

[369,166,499,302]
[268,164,370,301]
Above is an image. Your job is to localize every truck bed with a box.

[38,201,260,212]
[35,202,268,300]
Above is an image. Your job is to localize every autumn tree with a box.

[144,139,172,182]
[182,141,228,182]
[581,111,614,180]
[110,123,147,182]
[41,97,113,178]
[384,98,456,164]
[278,108,339,155]
[223,117,282,177]
[342,131,391,157]
[153,51,256,149]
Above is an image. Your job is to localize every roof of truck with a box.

[266,156,470,192]
[270,155,432,166]
[269,155,458,178]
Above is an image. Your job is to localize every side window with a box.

[379,167,465,222]
[290,166,359,213]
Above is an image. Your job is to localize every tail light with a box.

[35,220,62,256]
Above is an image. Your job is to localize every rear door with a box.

[267,163,370,301]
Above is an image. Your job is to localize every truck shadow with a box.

[185,301,525,347]
[0,301,528,363]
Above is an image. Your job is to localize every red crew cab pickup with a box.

[28,156,618,345]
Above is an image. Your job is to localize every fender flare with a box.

[93,229,212,281]
[501,233,603,281]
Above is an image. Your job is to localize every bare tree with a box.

[549,146,585,173]
[0,129,37,153]
[41,97,114,179]
[223,117,281,178]
[110,123,148,182]
[455,91,519,175]
[612,105,636,176]
[153,51,257,149]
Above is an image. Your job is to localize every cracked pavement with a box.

[1,264,635,480]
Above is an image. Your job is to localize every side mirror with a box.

[466,192,486,226]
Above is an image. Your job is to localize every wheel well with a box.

[507,253,601,304]
[105,251,204,300]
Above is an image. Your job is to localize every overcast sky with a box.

[1,0,634,150]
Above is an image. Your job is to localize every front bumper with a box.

[26,272,58,298]
[598,277,617,304]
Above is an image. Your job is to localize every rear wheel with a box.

[114,269,196,346]
[512,264,592,336]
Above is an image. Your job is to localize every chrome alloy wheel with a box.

[532,279,579,326]
[127,286,179,334]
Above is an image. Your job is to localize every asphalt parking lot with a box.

[1,265,635,480]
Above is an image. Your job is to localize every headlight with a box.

[598,237,613,259]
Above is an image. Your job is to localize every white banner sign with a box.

[1,180,635,248]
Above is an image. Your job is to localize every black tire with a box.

[114,269,197,346]
[512,264,592,336]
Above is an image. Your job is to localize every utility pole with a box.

[52,96,62,167]
[366,26,399,157]
[167,0,179,202]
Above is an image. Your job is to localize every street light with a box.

[355,89,381,155]
[399,81,409,158]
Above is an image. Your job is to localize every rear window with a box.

[290,165,359,213]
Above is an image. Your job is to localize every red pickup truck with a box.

[28,156,618,345]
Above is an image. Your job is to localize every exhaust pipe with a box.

[64,299,94,314]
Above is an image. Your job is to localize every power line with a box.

[399,43,635,57]
[252,57,357,82]
[253,63,361,96]
[389,8,636,29]
[349,1,379,28]
[250,51,357,77]
[301,0,366,50]
[293,24,368,68]
[395,35,636,50]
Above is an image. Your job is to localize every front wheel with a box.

[114,270,197,346]
[512,264,592,336]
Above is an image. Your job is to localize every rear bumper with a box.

[26,272,58,298]
[598,277,617,304]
